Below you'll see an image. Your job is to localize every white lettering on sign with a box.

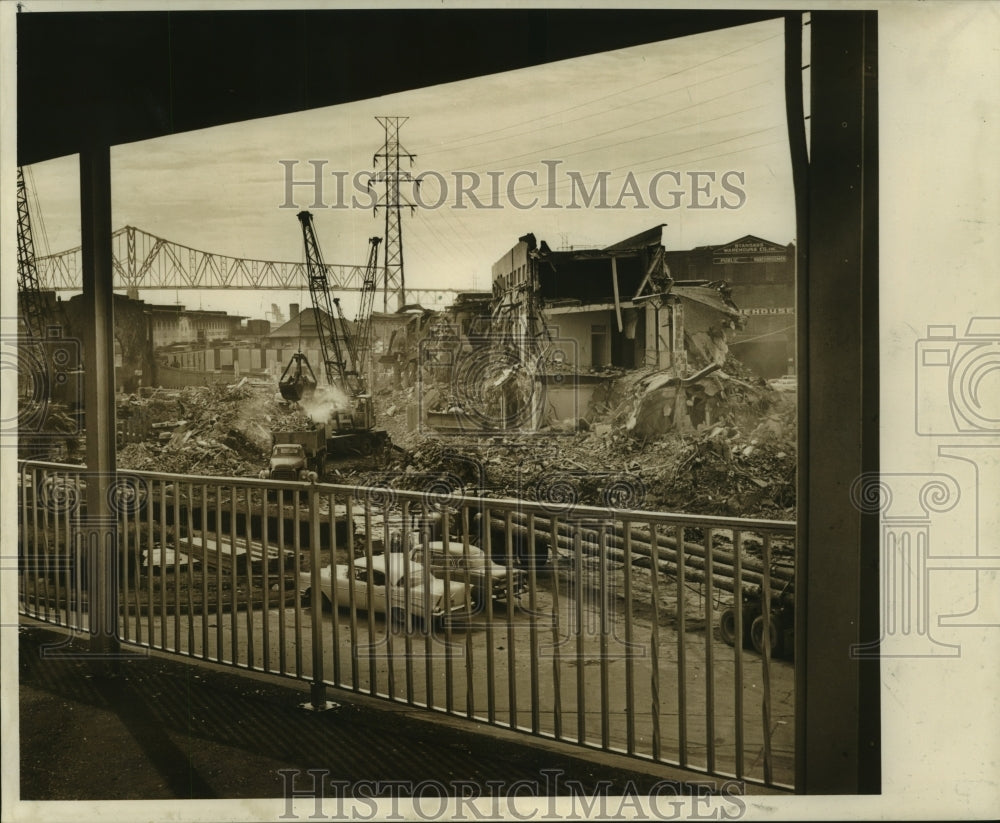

[744,307,794,315]
[722,240,784,253]
[713,254,787,264]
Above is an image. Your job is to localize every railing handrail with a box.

[17,458,797,532]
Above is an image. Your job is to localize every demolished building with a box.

[439,225,748,432]
[490,225,742,370]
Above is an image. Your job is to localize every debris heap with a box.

[116,380,311,477]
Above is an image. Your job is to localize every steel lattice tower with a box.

[16,167,49,339]
[373,116,417,313]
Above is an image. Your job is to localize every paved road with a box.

[114,565,795,788]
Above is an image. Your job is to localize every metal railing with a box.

[17,460,796,788]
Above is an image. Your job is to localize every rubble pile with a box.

[356,370,796,520]
[107,362,795,519]
[116,380,306,477]
[637,396,796,519]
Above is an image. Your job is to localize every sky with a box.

[23,16,794,320]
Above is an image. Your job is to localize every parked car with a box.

[299,554,468,623]
[766,374,797,393]
[409,541,527,606]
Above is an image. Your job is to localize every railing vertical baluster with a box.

[186,481,196,657]
[146,477,154,647]
[41,469,54,624]
[40,471,51,620]
[422,507,434,709]
[761,532,774,785]
[214,481,224,662]
[328,489,339,688]
[244,483,255,670]
[231,484,240,666]
[346,494,359,692]
[505,510,517,730]
[550,515,563,741]
[19,466,28,615]
[705,527,716,774]
[51,469,62,625]
[292,487,303,677]
[29,467,39,619]
[159,481,168,649]
[598,523,610,750]
[483,504,495,724]
[73,474,84,632]
[623,519,635,755]
[384,494,396,702]
[462,505,475,720]
[676,525,688,766]
[442,508,453,714]
[276,487,287,676]
[32,470,44,621]
[43,472,55,621]
[734,529,745,779]
[68,473,77,626]
[120,498,129,642]
[649,521,661,762]
[132,484,143,642]
[401,500,414,703]
[308,482,326,708]
[363,503,377,695]
[402,499,414,703]
[260,484,271,672]
[173,480,181,650]
[201,484,209,660]
[527,512,540,735]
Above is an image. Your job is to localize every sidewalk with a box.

[18,623,771,802]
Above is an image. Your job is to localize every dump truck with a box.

[261,427,326,481]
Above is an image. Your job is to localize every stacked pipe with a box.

[473,510,794,599]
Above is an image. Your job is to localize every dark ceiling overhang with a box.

[17,8,784,166]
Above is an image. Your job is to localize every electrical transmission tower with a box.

[372,116,417,313]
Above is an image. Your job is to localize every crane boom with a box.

[354,236,382,384]
[297,210,363,395]
[292,212,389,457]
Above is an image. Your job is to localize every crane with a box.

[286,211,388,458]
[16,167,49,340]
[353,233,383,388]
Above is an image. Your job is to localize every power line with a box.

[444,83,775,178]
[424,28,783,155]
[421,58,773,162]
[482,127,783,206]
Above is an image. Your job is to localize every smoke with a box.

[299,384,352,424]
